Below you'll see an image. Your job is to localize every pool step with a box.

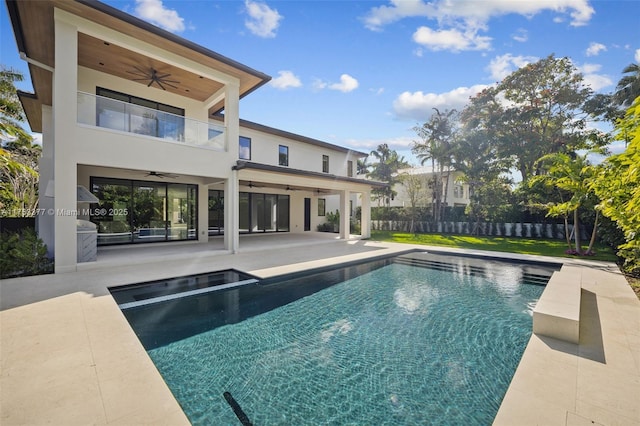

[394,256,551,286]
[110,269,260,310]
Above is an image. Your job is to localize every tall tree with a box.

[399,167,426,234]
[368,143,408,207]
[454,103,511,231]
[468,55,606,184]
[412,108,458,221]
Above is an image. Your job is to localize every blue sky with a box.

[2,0,639,163]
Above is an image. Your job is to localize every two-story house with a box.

[7,0,383,273]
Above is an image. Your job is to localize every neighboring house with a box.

[6,0,383,273]
[388,166,471,209]
[325,166,470,218]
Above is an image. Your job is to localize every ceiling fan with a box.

[246,181,264,188]
[127,66,180,90]
[145,171,178,179]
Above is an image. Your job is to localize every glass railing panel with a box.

[77,91,226,151]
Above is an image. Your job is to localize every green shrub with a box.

[0,228,53,279]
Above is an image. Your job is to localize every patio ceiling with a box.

[7,0,271,132]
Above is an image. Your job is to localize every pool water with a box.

[119,253,552,425]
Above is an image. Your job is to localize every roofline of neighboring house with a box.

[232,161,387,188]
[215,116,368,157]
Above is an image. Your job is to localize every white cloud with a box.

[412,26,491,52]
[134,0,185,32]
[577,63,613,91]
[635,48,640,63]
[363,0,594,31]
[345,136,416,153]
[393,84,489,121]
[586,42,607,57]
[512,28,528,42]
[487,53,538,81]
[244,0,282,38]
[317,74,359,93]
[270,71,302,89]
[362,0,434,31]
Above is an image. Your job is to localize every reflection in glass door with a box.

[91,177,198,245]
[168,184,197,240]
[132,182,166,243]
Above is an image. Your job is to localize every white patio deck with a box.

[1,235,638,425]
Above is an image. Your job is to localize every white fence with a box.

[372,220,584,239]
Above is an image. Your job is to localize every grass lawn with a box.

[370,230,619,262]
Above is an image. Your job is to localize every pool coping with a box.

[1,238,638,425]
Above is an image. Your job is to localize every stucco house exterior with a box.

[386,166,471,209]
[6,0,383,273]
[324,166,470,222]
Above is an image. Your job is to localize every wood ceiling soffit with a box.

[77,33,224,102]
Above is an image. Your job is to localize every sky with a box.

[1,0,639,164]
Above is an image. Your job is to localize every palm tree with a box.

[412,108,457,221]
[0,67,30,141]
[614,63,640,107]
[531,153,599,255]
[368,143,408,207]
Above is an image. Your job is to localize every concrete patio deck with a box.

[1,234,638,425]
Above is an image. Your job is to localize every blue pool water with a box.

[115,253,554,425]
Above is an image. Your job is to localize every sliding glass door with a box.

[91,177,197,245]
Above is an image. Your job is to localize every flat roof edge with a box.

[233,161,387,188]
[74,0,271,83]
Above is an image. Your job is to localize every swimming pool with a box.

[111,252,558,425]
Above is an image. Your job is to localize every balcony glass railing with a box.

[77,91,226,151]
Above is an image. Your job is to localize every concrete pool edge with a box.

[1,239,638,425]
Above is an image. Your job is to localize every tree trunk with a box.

[564,215,572,251]
[586,210,599,255]
[573,209,582,255]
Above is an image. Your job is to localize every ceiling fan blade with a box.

[147,80,154,87]
[155,80,166,90]
[155,73,172,79]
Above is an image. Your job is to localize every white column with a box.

[339,190,350,239]
[361,191,371,239]
[197,184,208,242]
[224,170,239,253]
[223,82,240,253]
[38,105,54,257]
[53,13,79,273]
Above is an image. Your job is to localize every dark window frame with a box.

[318,198,326,216]
[279,145,289,166]
[239,136,251,160]
[322,155,329,173]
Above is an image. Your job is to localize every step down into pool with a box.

[394,253,554,286]
[110,269,260,310]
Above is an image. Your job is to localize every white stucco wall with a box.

[238,126,361,177]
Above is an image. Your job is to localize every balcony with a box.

[77,91,226,151]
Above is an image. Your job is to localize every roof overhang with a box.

[233,161,386,192]
[6,0,271,133]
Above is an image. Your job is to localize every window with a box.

[279,145,289,166]
[239,136,251,160]
[96,87,184,140]
[322,155,329,173]
[239,192,290,233]
[91,177,197,245]
[318,198,326,216]
[454,179,465,198]
[347,160,353,177]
